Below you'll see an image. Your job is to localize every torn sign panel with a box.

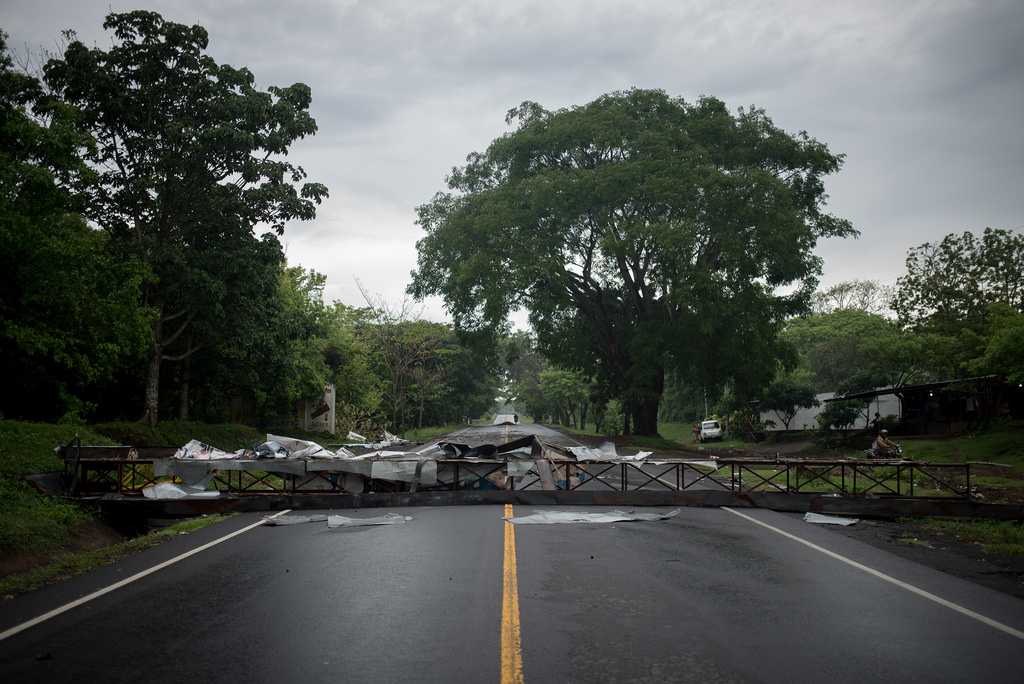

[505,509,681,525]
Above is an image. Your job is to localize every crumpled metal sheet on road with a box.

[262,512,413,528]
[504,508,681,524]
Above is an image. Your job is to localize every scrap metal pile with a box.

[140,432,659,499]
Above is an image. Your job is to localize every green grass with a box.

[0,419,335,566]
[655,422,697,443]
[0,513,234,600]
[398,423,465,442]
[0,477,92,554]
[922,518,1024,555]
[899,421,1024,465]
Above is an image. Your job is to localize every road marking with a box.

[723,507,1024,641]
[502,504,524,684]
[0,510,292,642]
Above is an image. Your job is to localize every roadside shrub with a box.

[0,478,89,554]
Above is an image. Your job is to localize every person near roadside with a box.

[872,429,897,458]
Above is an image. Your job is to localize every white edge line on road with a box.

[722,507,1024,641]
[0,509,292,642]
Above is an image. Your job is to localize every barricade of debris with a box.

[38,433,673,500]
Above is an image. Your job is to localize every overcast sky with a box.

[4,0,1023,322]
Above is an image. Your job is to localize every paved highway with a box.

[1,423,1022,682]
[2,504,1022,682]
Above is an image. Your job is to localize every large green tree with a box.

[44,11,327,425]
[0,31,150,420]
[781,307,893,392]
[760,369,819,431]
[895,228,1024,331]
[411,89,854,435]
[894,228,1024,383]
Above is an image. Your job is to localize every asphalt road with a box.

[444,419,587,449]
[2,424,1022,682]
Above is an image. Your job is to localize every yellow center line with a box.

[502,503,524,684]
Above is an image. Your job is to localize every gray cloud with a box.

[3,0,1022,316]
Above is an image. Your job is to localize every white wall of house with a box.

[761,391,901,432]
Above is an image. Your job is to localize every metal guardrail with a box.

[503,459,972,500]
[56,441,975,501]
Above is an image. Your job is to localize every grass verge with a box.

[0,513,234,601]
[921,518,1024,555]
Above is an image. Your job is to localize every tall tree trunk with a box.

[417,380,426,430]
[178,337,191,421]
[631,396,660,436]
[626,366,664,437]
[141,312,163,427]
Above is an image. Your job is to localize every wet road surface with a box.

[2,424,1023,683]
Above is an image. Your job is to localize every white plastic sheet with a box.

[262,512,413,527]
[266,434,331,459]
[141,482,221,500]
[505,508,681,524]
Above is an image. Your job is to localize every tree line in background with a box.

[4,14,1022,438]
[741,227,1024,435]
[517,224,1024,437]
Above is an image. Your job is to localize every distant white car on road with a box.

[699,419,722,442]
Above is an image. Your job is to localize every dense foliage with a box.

[412,89,855,435]
[0,17,496,433]
[43,11,328,425]
[5,16,1020,438]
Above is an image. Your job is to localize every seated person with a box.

[871,429,897,457]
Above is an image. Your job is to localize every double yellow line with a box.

[502,503,524,684]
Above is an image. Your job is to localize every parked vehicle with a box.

[699,419,723,442]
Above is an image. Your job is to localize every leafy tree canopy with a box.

[411,89,854,435]
[895,227,1024,332]
[760,369,820,431]
[893,227,1024,382]
[43,11,328,425]
[781,308,891,391]
[0,31,150,420]
[810,279,894,316]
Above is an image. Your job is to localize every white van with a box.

[699,419,723,442]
